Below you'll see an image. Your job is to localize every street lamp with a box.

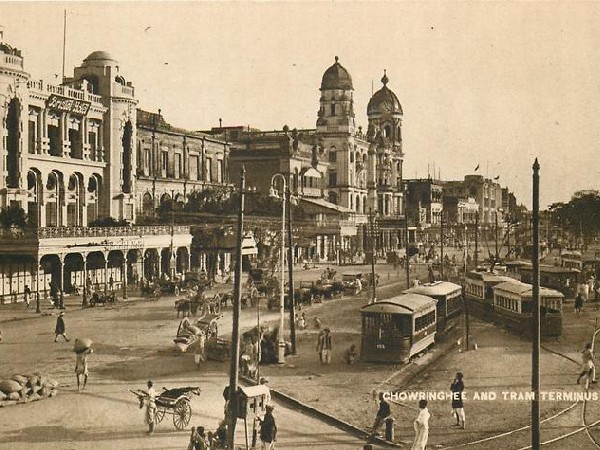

[270,174,287,364]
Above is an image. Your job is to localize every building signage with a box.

[46,94,91,116]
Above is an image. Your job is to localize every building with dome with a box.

[0,37,213,304]
[221,57,407,263]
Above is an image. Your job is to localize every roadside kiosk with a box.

[235,384,271,449]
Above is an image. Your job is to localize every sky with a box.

[1,1,599,209]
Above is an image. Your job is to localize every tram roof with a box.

[404,281,462,297]
[520,264,579,274]
[493,280,564,298]
[361,293,436,315]
[466,271,514,283]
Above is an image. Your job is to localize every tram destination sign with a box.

[46,94,91,116]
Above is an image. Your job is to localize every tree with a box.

[0,204,27,229]
[548,190,600,243]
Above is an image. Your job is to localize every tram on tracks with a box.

[492,280,563,337]
[519,264,579,297]
[404,281,462,332]
[464,271,514,320]
[360,293,437,363]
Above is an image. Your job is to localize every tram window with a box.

[415,311,435,332]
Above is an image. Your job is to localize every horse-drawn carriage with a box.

[131,386,200,430]
[88,291,117,307]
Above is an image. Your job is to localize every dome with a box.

[83,50,118,65]
[320,56,353,91]
[367,70,403,116]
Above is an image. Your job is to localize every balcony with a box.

[1,53,23,70]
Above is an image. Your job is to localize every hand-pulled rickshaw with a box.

[130,386,200,430]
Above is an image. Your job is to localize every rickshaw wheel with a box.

[173,399,191,430]
[154,408,165,424]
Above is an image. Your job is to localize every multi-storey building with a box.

[136,109,230,219]
[0,39,194,303]
[222,58,407,262]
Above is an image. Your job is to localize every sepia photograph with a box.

[0,1,600,449]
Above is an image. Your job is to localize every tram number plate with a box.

[377,344,386,349]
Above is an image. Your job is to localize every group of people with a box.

[369,372,466,450]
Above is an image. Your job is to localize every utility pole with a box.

[227,167,246,449]
[440,213,444,280]
[368,208,377,302]
[531,158,541,450]
[474,213,479,266]
[286,187,296,354]
[405,218,410,288]
[495,212,499,261]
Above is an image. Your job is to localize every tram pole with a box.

[369,209,377,302]
[440,214,444,280]
[531,158,541,450]
[405,218,410,288]
[227,167,246,449]
[474,213,479,267]
[286,186,297,354]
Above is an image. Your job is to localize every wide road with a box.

[0,287,367,450]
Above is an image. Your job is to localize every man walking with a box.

[23,285,31,308]
[577,342,596,389]
[54,312,70,342]
[411,399,430,450]
[258,404,277,449]
[451,372,465,429]
[75,348,93,392]
[369,392,391,439]
[317,328,332,364]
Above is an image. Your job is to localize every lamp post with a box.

[270,174,287,364]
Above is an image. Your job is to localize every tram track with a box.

[443,344,600,449]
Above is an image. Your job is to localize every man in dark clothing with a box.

[259,404,277,449]
[54,312,70,342]
[370,392,391,438]
[451,372,465,428]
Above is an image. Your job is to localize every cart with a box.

[130,386,200,430]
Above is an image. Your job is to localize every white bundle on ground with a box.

[0,372,59,407]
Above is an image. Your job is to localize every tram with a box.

[464,271,514,320]
[519,264,579,297]
[492,280,563,337]
[360,293,437,363]
[404,281,462,332]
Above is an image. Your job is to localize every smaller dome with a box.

[367,70,403,116]
[82,51,118,67]
[321,56,353,91]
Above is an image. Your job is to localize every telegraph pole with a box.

[286,187,297,353]
[368,208,377,302]
[531,158,541,450]
[440,213,444,279]
[227,167,246,449]
[474,213,479,266]
[405,218,410,287]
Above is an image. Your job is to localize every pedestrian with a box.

[451,372,465,429]
[188,425,208,450]
[317,328,332,364]
[58,288,65,309]
[411,399,430,450]
[54,312,70,342]
[49,281,58,308]
[141,380,157,433]
[370,392,391,438]
[75,348,93,392]
[109,275,114,292]
[258,404,277,450]
[577,343,596,388]
[314,316,321,329]
[412,277,420,288]
[575,293,584,317]
[23,285,31,308]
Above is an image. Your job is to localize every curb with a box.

[239,374,403,449]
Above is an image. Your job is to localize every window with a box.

[28,120,36,154]
[174,153,182,179]
[328,172,337,187]
[48,125,60,157]
[206,157,212,182]
[143,149,150,175]
[329,150,336,162]
[330,104,336,116]
[217,159,223,183]
[161,151,168,177]
[415,310,436,332]
[350,152,354,163]
[189,155,199,180]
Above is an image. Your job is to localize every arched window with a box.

[6,98,20,188]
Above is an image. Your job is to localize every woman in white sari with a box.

[411,399,430,450]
